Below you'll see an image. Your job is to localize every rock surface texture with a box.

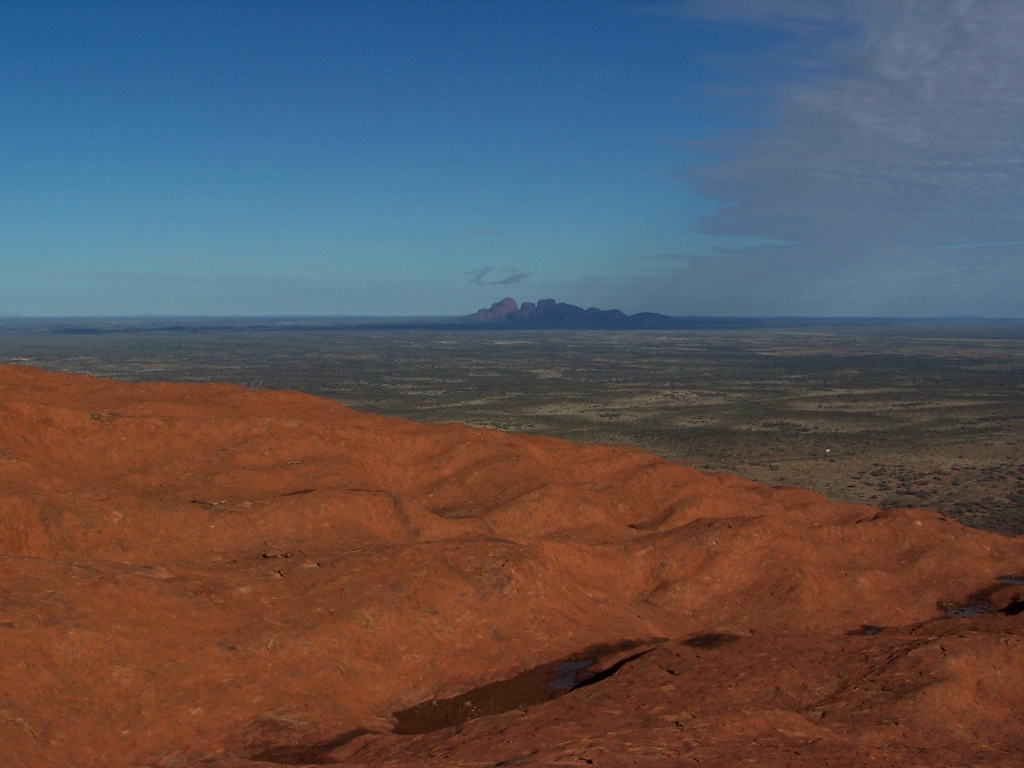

[1,364,1022,767]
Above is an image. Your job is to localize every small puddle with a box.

[938,602,993,618]
[549,659,594,691]
[938,574,1024,619]
[391,638,664,735]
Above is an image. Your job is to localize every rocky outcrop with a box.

[466,298,674,327]
[1,364,1022,767]
[467,296,521,320]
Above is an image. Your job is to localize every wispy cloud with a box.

[692,1,1024,249]
[466,267,530,286]
[656,0,1024,315]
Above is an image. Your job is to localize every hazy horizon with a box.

[2,306,1023,322]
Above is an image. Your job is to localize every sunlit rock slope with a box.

[1,364,1021,767]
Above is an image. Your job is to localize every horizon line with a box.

[2,314,1023,322]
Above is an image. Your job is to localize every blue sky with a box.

[2,0,1022,316]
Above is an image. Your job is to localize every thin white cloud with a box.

[655,0,1024,315]
[694,0,1024,249]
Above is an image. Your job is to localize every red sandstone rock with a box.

[0,364,1021,767]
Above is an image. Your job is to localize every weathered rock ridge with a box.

[0,364,1022,767]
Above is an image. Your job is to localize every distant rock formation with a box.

[465,297,675,328]
[468,297,521,320]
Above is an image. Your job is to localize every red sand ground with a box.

[1,364,1022,767]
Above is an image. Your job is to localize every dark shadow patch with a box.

[965,577,1023,605]
[939,575,1024,619]
[248,728,372,765]
[1001,598,1024,616]
[846,624,885,636]
[280,488,316,497]
[392,639,663,735]
[572,648,655,690]
[682,633,742,648]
